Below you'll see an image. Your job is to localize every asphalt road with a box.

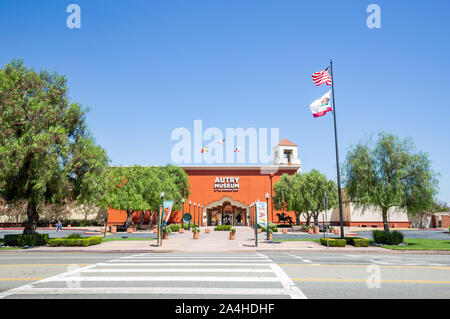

[0,251,449,299]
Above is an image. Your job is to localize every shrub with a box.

[320,237,346,247]
[372,230,404,245]
[66,233,82,239]
[192,227,200,233]
[214,225,232,231]
[352,238,370,247]
[230,228,236,233]
[259,223,278,233]
[4,234,49,247]
[343,237,370,247]
[48,236,102,247]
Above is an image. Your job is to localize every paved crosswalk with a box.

[0,253,307,299]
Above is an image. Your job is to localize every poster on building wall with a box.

[256,201,268,229]
[162,200,174,228]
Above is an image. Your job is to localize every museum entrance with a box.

[205,197,248,227]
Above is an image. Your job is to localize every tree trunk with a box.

[24,202,39,235]
[303,213,311,226]
[148,211,153,227]
[125,210,134,229]
[382,209,389,232]
[313,212,319,226]
[139,210,146,228]
[295,213,300,226]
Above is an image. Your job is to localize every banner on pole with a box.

[256,201,268,229]
[161,200,174,228]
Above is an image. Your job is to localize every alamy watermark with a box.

[66,4,81,29]
[366,264,381,288]
[171,120,280,165]
[367,4,381,29]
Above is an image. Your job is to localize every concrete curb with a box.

[3,247,449,255]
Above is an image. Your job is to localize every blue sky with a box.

[1,0,449,205]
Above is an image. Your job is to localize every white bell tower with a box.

[273,139,301,166]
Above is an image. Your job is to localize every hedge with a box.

[319,237,346,247]
[259,223,278,233]
[4,234,49,247]
[214,225,232,231]
[342,237,370,247]
[372,230,404,245]
[48,237,103,247]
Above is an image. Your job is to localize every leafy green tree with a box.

[273,170,337,226]
[303,170,338,226]
[101,165,190,228]
[343,133,439,232]
[0,61,109,234]
[101,166,151,228]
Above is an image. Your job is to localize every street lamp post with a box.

[181,198,185,229]
[200,205,203,227]
[255,201,258,247]
[324,191,329,249]
[159,191,165,246]
[189,201,192,230]
[198,204,201,227]
[266,192,270,240]
[193,203,196,228]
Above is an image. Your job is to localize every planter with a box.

[313,227,320,234]
[153,228,158,234]
[203,222,207,227]
[269,233,273,240]
[111,226,117,233]
[163,232,169,239]
[205,228,210,234]
[127,228,133,233]
[282,228,288,234]
[229,232,236,240]
[100,228,105,234]
[193,232,199,239]
[257,229,262,234]
[67,225,71,228]
[307,228,314,234]
[334,229,340,235]
[179,228,184,234]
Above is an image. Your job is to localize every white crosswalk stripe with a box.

[0,253,307,299]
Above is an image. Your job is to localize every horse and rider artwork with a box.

[276,212,294,225]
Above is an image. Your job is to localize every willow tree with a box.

[303,170,338,226]
[343,133,439,232]
[102,166,152,229]
[0,61,109,234]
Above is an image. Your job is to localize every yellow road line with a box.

[0,278,44,281]
[0,264,91,267]
[292,278,450,284]
[279,264,450,270]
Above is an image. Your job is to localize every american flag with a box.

[312,67,332,86]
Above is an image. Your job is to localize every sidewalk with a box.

[24,226,404,253]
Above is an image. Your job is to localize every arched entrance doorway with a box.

[204,196,249,227]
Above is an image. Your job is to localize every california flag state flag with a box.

[310,90,332,118]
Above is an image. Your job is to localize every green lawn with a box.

[381,238,450,251]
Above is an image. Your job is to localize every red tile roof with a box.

[278,138,297,146]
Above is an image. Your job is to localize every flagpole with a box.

[329,58,345,239]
